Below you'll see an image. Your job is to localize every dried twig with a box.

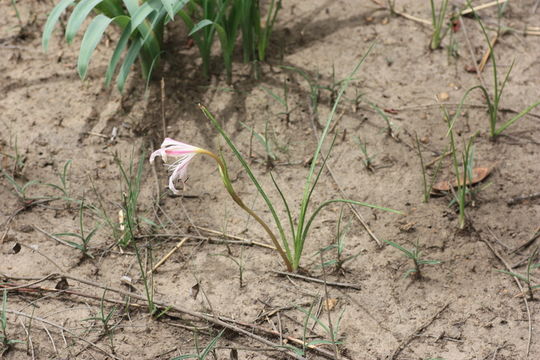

[147,237,189,276]
[5,309,121,360]
[511,226,540,254]
[389,302,450,359]
[3,273,306,360]
[507,192,540,206]
[138,232,276,250]
[478,33,498,73]
[460,0,508,16]
[271,270,361,290]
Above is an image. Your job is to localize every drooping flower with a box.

[149,138,207,194]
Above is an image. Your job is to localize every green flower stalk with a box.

[150,138,293,271]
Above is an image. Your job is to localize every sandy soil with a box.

[1,1,540,359]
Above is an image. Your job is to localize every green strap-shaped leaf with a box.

[95,0,125,17]
[130,2,156,33]
[104,22,131,86]
[117,38,144,92]
[122,0,138,16]
[77,14,113,79]
[42,0,75,51]
[66,0,104,44]
[160,0,175,20]
[188,19,213,36]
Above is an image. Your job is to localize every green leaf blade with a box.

[77,14,113,79]
[42,0,76,51]
[66,0,104,44]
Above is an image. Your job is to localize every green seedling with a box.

[498,247,540,301]
[320,65,346,105]
[281,65,322,126]
[354,136,376,172]
[446,115,477,229]
[126,203,156,316]
[446,22,459,60]
[83,290,117,352]
[415,135,445,203]
[0,136,26,177]
[464,3,540,137]
[241,120,277,169]
[43,160,73,198]
[210,252,245,288]
[296,304,344,350]
[366,100,399,139]
[430,0,449,50]
[384,239,441,279]
[1,291,24,356]
[43,0,190,91]
[348,86,364,113]
[55,197,97,259]
[116,149,145,247]
[1,170,42,203]
[172,329,224,360]
[261,81,292,123]
[317,206,360,274]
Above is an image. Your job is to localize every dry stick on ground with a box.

[3,273,309,360]
[460,0,509,16]
[5,309,121,360]
[385,102,540,120]
[42,323,58,356]
[511,227,540,254]
[146,237,189,276]
[2,278,343,359]
[507,192,540,206]
[389,302,450,360]
[477,231,532,357]
[139,232,276,250]
[271,270,361,290]
[478,33,498,73]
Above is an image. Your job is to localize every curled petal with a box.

[167,153,196,194]
[150,148,166,163]
[150,138,206,194]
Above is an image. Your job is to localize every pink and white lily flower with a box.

[150,138,207,194]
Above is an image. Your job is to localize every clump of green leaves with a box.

[43,0,190,91]
[292,302,345,357]
[317,206,361,274]
[465,3,540,138]
[415,135,445,203]
[429,0,449,50]
[83,290,118,352]
[354,136,376,172]
[55,198,97,259]
[384,239,441,279]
